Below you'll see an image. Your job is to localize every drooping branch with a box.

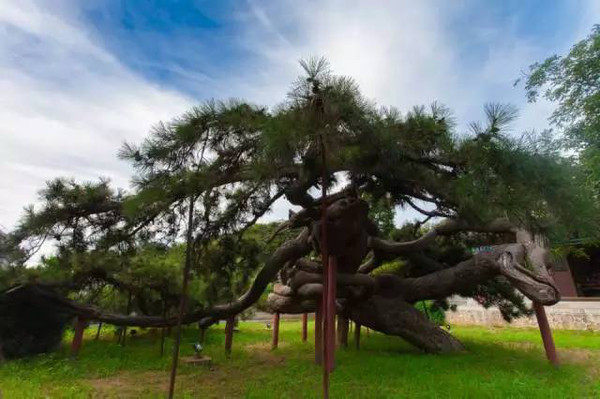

[347,296,465,353]
[369,218,517,255]
[373,240,559,305]
[404,198,450,218]
[237,188,286,235]
[35,270,181,311]
[376,254,502,303]
[10,228,312,327]
[356,253,381,274]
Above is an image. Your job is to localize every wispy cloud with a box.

[232,0,597,131]
[1,0,599,234]
[0,0,191,229]
[228,0,600,223]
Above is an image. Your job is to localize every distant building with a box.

[554,239,600,298]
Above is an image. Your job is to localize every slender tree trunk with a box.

[199,327,206,344]
[354,322,361,350]
[120,290,132,346]
[94,322,102,340]
[160,296,167,357]
[337,316,349,348]
[168,195,196,399]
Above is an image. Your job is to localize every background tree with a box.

[522,24,600,195]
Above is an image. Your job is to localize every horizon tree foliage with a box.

[2,57,599,357]
[522,24,600,196]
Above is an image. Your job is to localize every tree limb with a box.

[369,218,517,255]
[9,229,312,327]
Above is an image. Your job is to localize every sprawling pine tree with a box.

[2,58,598,355]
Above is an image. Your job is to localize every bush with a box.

[0,285,72,359]
[416,300,448,326]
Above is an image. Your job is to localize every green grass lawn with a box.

[1,321,599,398]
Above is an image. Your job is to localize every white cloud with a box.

[235,1,554,128]
[234,0,600,224]
[2,0,600,237]
[0,0,192,230]
[578,0,600,39]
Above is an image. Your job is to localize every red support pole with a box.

[320,239,330,398]
[318,131,334,398]
[320,254,330,397]
[315,305,323,364]
[70,317,86,358]
[326,256,337,372]
[271,312,280,350]
[225,316,235,358]
[533,302,559,366]
[354,323,361,350]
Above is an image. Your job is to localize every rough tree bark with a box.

[348,296,465,353]
[266,223,560,353]
[5,194,561,357]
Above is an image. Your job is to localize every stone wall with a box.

[446,297,600,331]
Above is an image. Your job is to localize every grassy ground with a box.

[1,321,599,398]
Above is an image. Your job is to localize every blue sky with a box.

[80,0,585,101]
[0,0,599,232]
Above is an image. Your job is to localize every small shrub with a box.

[0,285,72,359]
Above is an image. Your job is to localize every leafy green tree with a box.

[522,25,600,194]
[362,193,396,238]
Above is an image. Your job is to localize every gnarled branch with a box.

[9,229,312,327]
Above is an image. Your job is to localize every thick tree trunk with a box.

[348,296,464,353]
[267,291,466,353]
